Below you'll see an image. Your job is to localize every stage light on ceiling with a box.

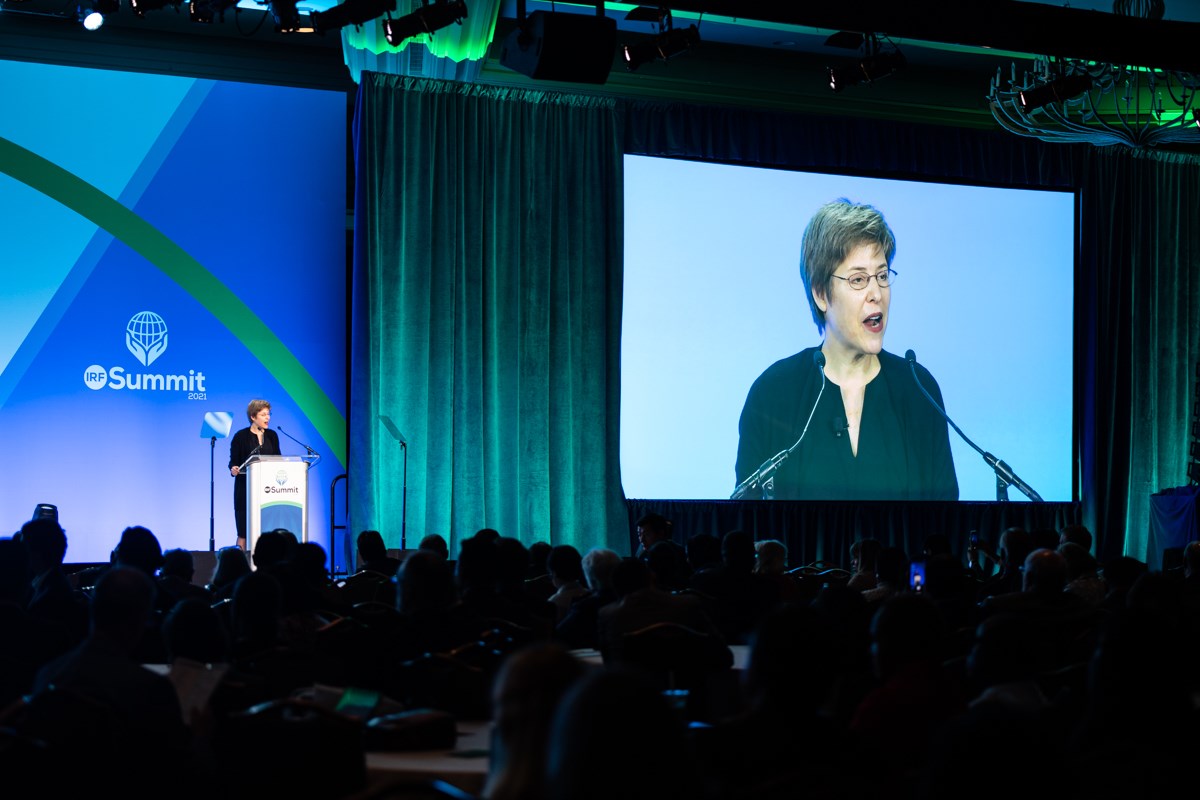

[1017,73,1094,112]
[269,0,314,32]
[130,0,179,16]
[310,0,394,34]
[383,0,466,47]
[499,4,617,85]
[826,33,905,92]
[188,0,236,23]
[79,0,117,29]
[623,7,700,72]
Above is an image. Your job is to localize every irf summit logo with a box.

[83,311,208,398]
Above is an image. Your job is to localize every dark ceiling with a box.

[4,1,1200,133]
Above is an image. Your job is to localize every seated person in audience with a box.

[1059,523,1093,553]
[861,546,909,606]
[113,525,165,580]
[851,594,964,786]
[524,541,555,601]
[847,537,882,591]
[545,668,703,800]
[207,545,250,599]
[1099,556,1147,619]
[491,537,555,636]
[597,558,722,663]
[356,529,400,576]
[33,567,190,757]
[689,530,778,643]
[484,643,584,800]
[645,540,692,593]
[966,612,1051,713]
[976,527,1032,600]
[754,538,803,604]
[980,548,1089,618]
[393,548,482,659]
[21,517,87,647]
[545,545,589,622]
[554,547,619,650]
[157,548,211,610]
[692,605,855,799]
[685,532,721,572]
[634,512,672,559]
[418,533,450,561]
[1059,542,1104,605]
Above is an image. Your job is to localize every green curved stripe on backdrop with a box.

[0,135,346,466]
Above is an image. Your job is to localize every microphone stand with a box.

[378,415,409,550]
[732,350,828,500]
[209,436,216,552]
[904,350,1043,502]
[277,425,321,465]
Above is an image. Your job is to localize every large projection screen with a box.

[0,59,346,561]
[621,155,1075,503]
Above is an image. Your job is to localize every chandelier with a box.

[987,1,1200,149]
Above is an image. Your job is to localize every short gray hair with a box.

[581,548,621,592]
[800,199,897,333]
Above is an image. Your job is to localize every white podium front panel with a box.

[246,455,310,556]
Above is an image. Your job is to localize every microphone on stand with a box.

[277,425,321,463]
[904,349,1043,502]
[732,350,827,500]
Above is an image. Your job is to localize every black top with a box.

[735,347,958,501]
[229,427,281,475]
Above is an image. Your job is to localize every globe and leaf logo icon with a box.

[126,311,169,367]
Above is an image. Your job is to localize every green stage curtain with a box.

[1078,147,1200,562]
[350,74,627,554]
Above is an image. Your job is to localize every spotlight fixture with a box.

[499,2,616,84]
[623,7,700,71]
[383,0,467,47]
[826,33,905,93]
[188,0,236,23]
[79,0,117,29]
[310,0,394,34]
[130,0,178,16]
[1017,73,1093,112]
[269,0,313,32]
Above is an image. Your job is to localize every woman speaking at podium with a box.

[229,399,281,550]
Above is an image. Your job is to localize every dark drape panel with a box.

[350,74,626,554]
[1076,148,1200,561]
[625,101,1200,562]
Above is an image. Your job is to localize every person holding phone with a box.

[228,399,281,550]
[734,199,959,501]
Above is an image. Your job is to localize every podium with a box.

[244,455,317,556]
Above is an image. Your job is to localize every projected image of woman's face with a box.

[815,243,890,359]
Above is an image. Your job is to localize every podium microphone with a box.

[731,349,827,500]
[904,349,1043,502]
[277,425,321,462]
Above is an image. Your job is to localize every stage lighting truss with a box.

[383,0,467,47]
[826,33,905,93]
[623,6,699,71]
[988,55,1200,148]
